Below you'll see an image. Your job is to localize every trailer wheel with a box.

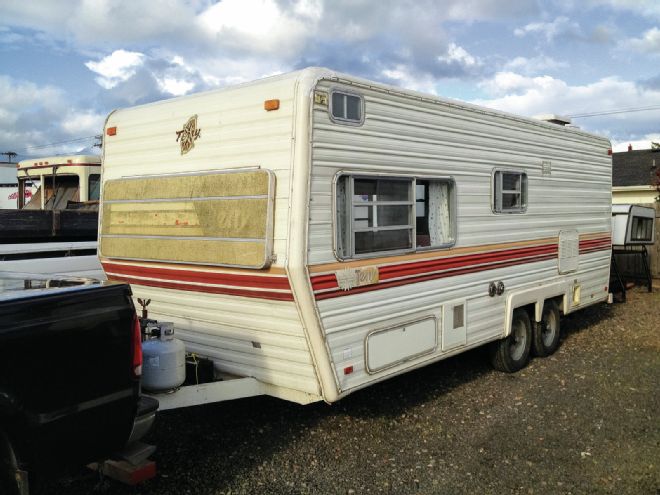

[491,308,532,373]
[532,300,561,357]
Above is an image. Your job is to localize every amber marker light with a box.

[264,99,280,111]
[107,126,117,136]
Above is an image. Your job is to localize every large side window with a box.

[493,170,527,213]
[337,175,455,259]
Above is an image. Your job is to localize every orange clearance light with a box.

[107,126,117,136]
[264,99,280,111]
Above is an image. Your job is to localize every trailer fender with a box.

[504,282,568,337]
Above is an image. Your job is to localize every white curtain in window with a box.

[428,181,451,245]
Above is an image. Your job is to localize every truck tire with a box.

[491,308,532,373]
[0,431,21,495]
[532,300,561,357]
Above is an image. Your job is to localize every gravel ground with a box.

[42,288,659,495]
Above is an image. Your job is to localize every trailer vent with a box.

[534,114,572,126]
[558,230,579,274]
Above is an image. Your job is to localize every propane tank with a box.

[142,322,186,392]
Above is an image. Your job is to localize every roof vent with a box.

[534,114,572,126]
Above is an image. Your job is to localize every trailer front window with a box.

[336,175,455,259]
[330,91,363,124]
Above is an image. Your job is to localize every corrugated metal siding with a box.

[102,73,321,397]
[131,285,319,394]
[308,78,611,394]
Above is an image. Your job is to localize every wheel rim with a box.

[541,308,558,347]
[510,318,527,361]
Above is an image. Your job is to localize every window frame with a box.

[492,169,528,214]
[328,89,365,126]
[333,172,457,260]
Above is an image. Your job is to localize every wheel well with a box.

[517,303,535,322]
[552,295,566,316]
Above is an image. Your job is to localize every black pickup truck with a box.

[0,274,158,494]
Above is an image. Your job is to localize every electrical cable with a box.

[568,105,660,118]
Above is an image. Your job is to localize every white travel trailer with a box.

[99,68,612,409]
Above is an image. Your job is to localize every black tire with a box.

[532,300,561,357]
[491,308,532,373]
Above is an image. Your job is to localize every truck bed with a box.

[0,275,143,483]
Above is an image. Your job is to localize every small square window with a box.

[493,171,527,213]
[330,91,363,124]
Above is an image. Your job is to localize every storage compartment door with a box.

[366,317,437,373]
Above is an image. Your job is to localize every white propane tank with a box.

[142,322,186,392]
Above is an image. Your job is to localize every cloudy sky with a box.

[1,0,658,160]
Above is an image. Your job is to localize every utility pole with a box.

[1,151,18,163]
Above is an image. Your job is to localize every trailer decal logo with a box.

[176,115,201,155]
[336,266,379,291]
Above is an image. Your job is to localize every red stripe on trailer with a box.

[101,262,291,290]
[310,243,558,292]
[314,253,558,301]
[106,274,295,301]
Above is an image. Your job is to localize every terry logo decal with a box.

[176,115,201,155]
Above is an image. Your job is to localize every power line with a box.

[24,135,99,151]
[568,105,660,118]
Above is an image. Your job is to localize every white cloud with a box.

[612,136,660,152]
[619,27,660,55]
[514,16,582,42]
[0,75,103,155]
[380,66,439,95]
[157,77,195,96]
[573,0,660,20]
[60,109,105,136]
[474,72,660,142]
[504,55,568,74]
[479,72,558,96]
[438,43,481,68]
[197,0,322,57]
[85,50,145,89]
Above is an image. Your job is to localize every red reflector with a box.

[607,149,612,155]
[107,126,117,136]
[344,365,354,375]
[132,314,143,378]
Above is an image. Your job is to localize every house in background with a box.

[612,146,660,204]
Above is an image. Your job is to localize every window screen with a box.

[331,91,363,124]
[494,171,527,213]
